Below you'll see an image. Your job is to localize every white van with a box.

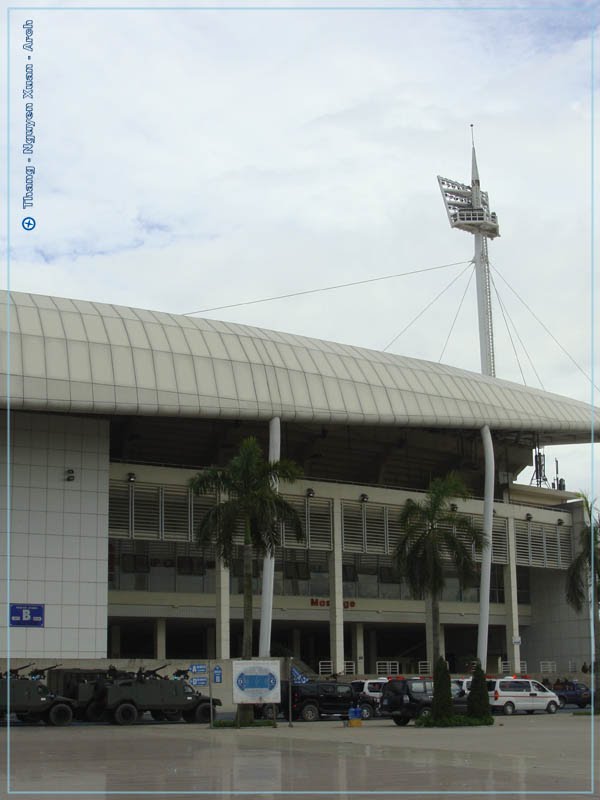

[486,677,559,715]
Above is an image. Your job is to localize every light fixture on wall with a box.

[450,503,458,512]
[65,469,75,482]
[557,518,564,526]
[305,488,315,499]
[359,493,369,503]
[127,473,136,483]
[525,513,533,521]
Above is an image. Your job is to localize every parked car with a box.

[258,680,377,722]
[380,676,468,725]
[486,677,559,715]
[552,681,591,709]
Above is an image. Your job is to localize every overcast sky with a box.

[5,0,598,500]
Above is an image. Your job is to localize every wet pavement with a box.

[1,715,597,798]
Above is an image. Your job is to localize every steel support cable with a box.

[183,260,471,316]
[490,263,600,393]
[491,275,546,390]
[490,276,529,388]
[383,262,474,353]
[438,265,475,363]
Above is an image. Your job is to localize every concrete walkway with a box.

[1,715,597,798]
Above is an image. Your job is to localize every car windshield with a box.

[351,681,365,692]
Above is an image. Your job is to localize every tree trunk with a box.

[237,520,255,726]
[431,593,441,668]
[242,522,254,659]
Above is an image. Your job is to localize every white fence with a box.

[376,661,400,676]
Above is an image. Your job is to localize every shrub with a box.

[467,662,491,719]
[432,656,453,722]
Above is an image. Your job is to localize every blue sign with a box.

[213,665,223,684]
[189,663,207,674]
[190,676,208,687]
[10,604,44,627]
[237,672,277,692]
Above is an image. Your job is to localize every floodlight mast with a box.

[437,130,502,673]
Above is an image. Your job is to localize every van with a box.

[486,677,559,715]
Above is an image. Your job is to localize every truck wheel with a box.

[193,703,211,723]
[417,707,431,719]
[47,703,73,727]
[113,703,138,725]
[300,703,319,722]
[359,703,374,720]
[262,705,278,720]
[86,701,106,723]
[502,702,515,716]
[546,701,558,714]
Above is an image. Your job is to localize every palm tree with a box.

[190,436,303,660]
[395,472,486,668]
[566,494,599,712]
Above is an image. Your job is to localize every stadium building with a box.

[0,290,596,676]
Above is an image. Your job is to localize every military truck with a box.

[0,676,75,726]
[47,666,221,725]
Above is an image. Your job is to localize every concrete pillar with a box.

[292,628,301,658]
[352,622,365,675]
[155,618,166,660]
[329,499,344,674]
[504,515,521,673]
[216,559,230,659]
[368,629,377,674]
[207,626,216,659]
[259,416,280,657]
[110,625,121,658]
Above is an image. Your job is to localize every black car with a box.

[380,677,468,725]
[258,680,377,722]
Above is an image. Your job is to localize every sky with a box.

[4,0,599,500]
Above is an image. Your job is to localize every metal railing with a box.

[376,661,399,676]
[343,661,356,675]
[417,661,431,675]
[539,661,557,674]
[318,661,333,676]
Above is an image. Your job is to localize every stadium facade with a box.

[0,290,596,676]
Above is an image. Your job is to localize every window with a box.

[121,553,149,573]
[342,564,357,582]
[336,685,353,698]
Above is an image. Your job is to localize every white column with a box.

[259,417,280,657]
[155,618,166,660]
[477,424,495,672]
[329,500,344,674]
[504,516,521,672]
[216,560,230,659]
[352,622,365,675]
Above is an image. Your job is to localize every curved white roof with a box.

[0,290,595,443]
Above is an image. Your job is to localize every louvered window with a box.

[544,526,560,568]
[307,498,333,550]
[559,529,573,567]
[529,523,545,566]
[492,517,508,564]
[342,503,364,552]
[387,505,403,554]
[163,488,190,542]
[282,495,307,549]
[515,521,530,565]
[109,482,131,538]
[132,485,160,540]
[365,505,386,554]
[191,493,216,544]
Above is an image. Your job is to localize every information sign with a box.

[232,660,280,704]
[9,604,44,627]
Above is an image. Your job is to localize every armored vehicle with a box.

[0,677,75,726]
[46,666,221,725]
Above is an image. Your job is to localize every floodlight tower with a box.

[437,129,502,673]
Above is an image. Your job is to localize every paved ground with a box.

[1,714,597,799]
